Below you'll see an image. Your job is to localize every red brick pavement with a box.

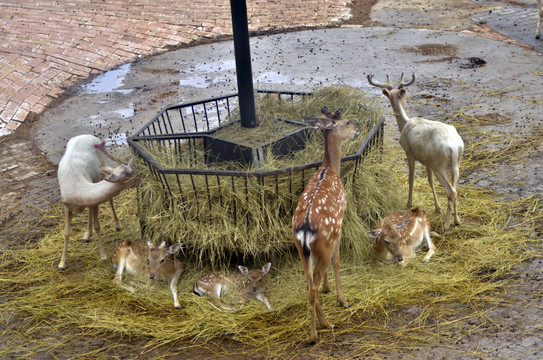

[0,0,352,135]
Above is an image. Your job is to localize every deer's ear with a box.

[168,243,182,255]
[366,229,381,239]
[395,218,412,230]
[238,266,249,276]
[303,117,335,129]
[262,263,272,275]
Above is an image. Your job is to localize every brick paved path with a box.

[0,0,352,136]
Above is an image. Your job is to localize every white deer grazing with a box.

[292,107,359,344]
[57,134,140,270]
[367,73,464,231]
[193,263,272,311]
[112,237,185,309]
[366,207,441,267]
[537,0,542,39]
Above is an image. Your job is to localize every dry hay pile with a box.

[0,87,541,359]
[136,87,387,266]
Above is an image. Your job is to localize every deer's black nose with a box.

[149,274,156,280]
[396,256,403,262]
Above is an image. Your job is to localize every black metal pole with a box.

[230,0,257,128]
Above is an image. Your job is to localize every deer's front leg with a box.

[109,198,122,231]
[83,206,92,242]
[169,277,182,309]
[91,206,107,261]
[58,207,73,270]
[321,272,330,293]
[255,293,272,310]
[331,239,349,308]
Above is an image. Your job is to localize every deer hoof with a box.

[82,238,90,243]
[306,334,319,344]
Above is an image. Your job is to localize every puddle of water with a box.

[179,59,236,89]
[81,63,133,94]
[179,77,210,88]
[105,133,128,146]
[193,59,236,73]
[256,71,305,86]
[113,107,135,118]
[87,114,107,127]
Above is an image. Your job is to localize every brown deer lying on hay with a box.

[112,237,185,309]
[193,263,273,311]
[366,207,441,268]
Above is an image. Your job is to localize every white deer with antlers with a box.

[368,74,464,231]
[292,107,358,344]
[57,134,140,270]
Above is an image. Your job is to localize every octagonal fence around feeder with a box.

[128,89,384,266]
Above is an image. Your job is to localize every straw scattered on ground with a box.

[0,87,541,359]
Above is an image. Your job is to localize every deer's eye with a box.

[161,259,165,263]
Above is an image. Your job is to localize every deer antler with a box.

[367,74,393,90]
[321,106,332,118]
[333,108,344,120]
[368,73,416,90]
[398,73,416,89]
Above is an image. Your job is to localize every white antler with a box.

[57,134,140,270]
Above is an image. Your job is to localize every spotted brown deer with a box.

[366,207,441,267]
[112,237,185,309]
[292,107,359,343]
[367,73,464,231]
[57,134,140,270]
[193,263,272,311]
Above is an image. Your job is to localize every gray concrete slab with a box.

[32,26,543,198]
[473,2,543,52]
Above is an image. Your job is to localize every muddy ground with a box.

[1,0,542,358]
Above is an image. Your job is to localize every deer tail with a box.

[295,223,317,259]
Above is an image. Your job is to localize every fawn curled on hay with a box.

[136,86,389,266]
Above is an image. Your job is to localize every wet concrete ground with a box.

[32,26,543,200]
